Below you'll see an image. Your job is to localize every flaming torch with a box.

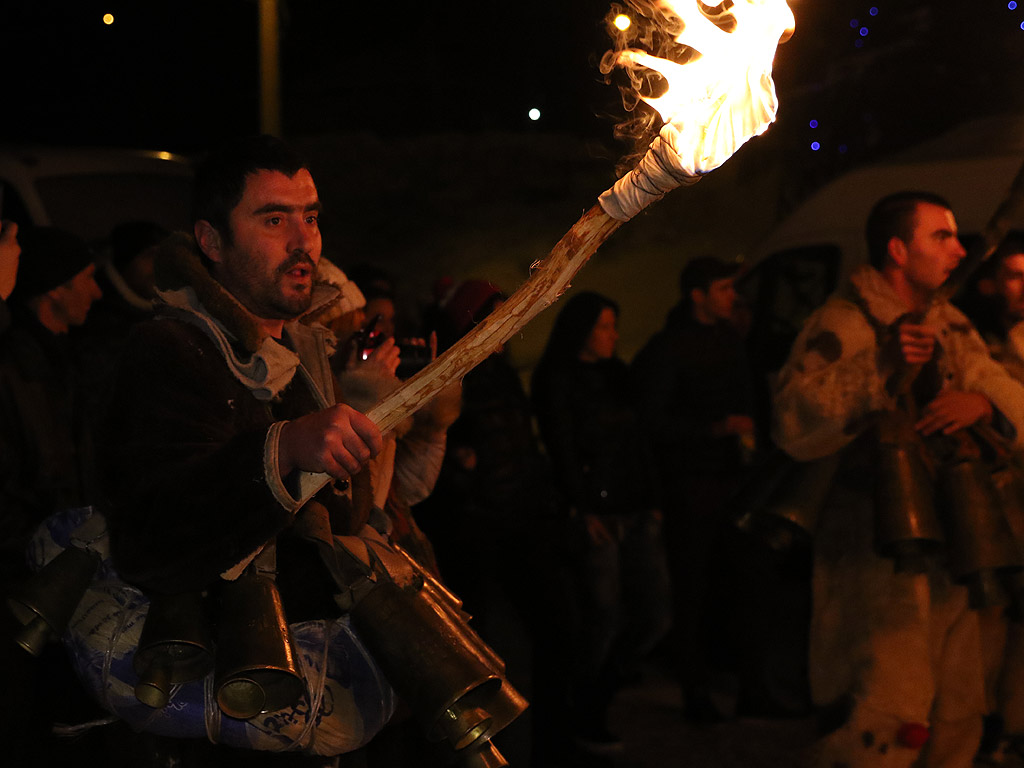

[365,0,795,431]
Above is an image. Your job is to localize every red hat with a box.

[443,279,504,337]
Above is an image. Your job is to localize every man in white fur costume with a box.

[772,191,1024,768]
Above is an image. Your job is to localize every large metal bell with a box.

[133,590,215,708]
[938,458,1023,609]
[213,572,304,719]
[752,452,842,553]
[351,579,527,755]
[7,545,100,656]
[993,463,1024,619]
[873,413,944,573]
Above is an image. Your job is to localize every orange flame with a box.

[615,0,794,175]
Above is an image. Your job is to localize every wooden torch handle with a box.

[365,203,623,432]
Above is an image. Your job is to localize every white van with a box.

[739,113,1024,377]
[0,146,193,245]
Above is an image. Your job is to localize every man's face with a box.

[898,202,966,295]
[51,263,102,327]
[212,168,323,320]
[698,277,737,323]
[997,253,1024,322]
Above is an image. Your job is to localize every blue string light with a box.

[860,27,869,37]
[811,142,821,151]
[809,119,819,128]
[850,19,859,28]
[1010,1,1018,10]
[869,7,879,15]
[839,144,849,154]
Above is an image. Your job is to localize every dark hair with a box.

[192,135,308,243]
[346,263,396,303]
[109,220,169,269]
[532,291,619,396]
[991,232,1024,273]
[679,256,737,303]
[865,191,953,270]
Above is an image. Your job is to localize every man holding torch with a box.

[103,135,384,596]
[772,191,1024,768]
[83,1,795,762]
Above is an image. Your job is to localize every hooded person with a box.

[0,225,105,763]
[0,226,102,584]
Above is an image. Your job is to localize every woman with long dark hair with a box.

[531,290,672,754]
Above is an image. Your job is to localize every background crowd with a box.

[5,178,1024,768]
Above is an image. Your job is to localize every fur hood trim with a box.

[845,264,940,327]
[311,258,365,324]
[153,232,342,354]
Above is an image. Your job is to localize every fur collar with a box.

[153,232,343,354]
[845,264,942,327]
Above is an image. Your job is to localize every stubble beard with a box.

[269,253,317,318]
[220,249,317,321]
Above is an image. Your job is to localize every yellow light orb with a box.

[103,13,114,25]
[613,14,631,31]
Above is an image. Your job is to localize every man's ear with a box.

[689,287,705,308]
[195,220,223,263]
[887,236,908,268]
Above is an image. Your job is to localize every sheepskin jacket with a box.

[101,234,368,608]
[984,321,1024,385]
[768,265,1023,720]
[773,265,1024,461]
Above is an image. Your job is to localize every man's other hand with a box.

[898,323,937,365]
[915,390,993,436]
[278,404,384,479]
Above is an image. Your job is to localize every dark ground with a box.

[19,658,821,767]
[603,662,818,768]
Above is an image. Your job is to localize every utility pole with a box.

[259,0,282,136]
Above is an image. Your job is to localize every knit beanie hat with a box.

[443,279,504,337]
[12,226,95,302]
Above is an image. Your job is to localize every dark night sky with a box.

[3,1,1024,184]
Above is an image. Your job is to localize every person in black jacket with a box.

[531,290,671,754]
[630,256,758,719]
[0,224,107,764]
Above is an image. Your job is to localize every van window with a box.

[0,178,32,229]
[34,173,192,244]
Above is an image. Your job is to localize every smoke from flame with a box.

[602,0,795,176]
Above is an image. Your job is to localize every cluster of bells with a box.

[735,410,1024,611]
[7,542,525,768]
